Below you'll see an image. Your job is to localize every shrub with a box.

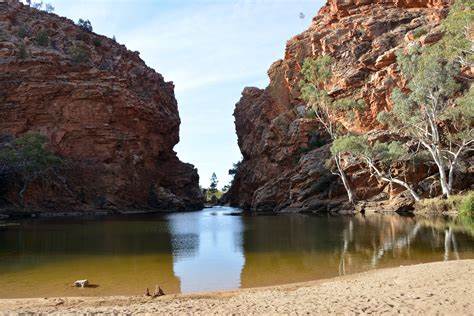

[93,38,102,47]
[18,43,28,59]
[34,30,49,47]
[18,26,29,39]
[69,45,90,64]
[412,27,428,39]
[459,192,474,217]
[0,133,62,206]
[416,191,474,214]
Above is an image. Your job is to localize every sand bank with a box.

[1,260,473,315]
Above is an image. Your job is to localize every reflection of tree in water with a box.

[337,215,472,276]
[239,214,474,288]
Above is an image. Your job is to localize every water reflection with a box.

[167,207,245,293]
[0,208,472,298]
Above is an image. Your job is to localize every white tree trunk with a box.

[335,154,355,204]
[366,160,421,201]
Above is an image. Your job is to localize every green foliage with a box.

[77,19,93,32]
[0,133,62,205]
[331,135,367,156]
[0,134,61,176]
[69,45,90,64]
[412,27,428,39]
[17,26,29,39]
[17,43,27,59]
[299,56,366,138]
[435,0,473,65]
[34,29,49,47]
[331,135,409,167]
[209,172,218,194]
[416,191,474,215]
[300,55,333,85]
[228,162,241,176]
[459,191,474,217]
[93,38,102,47]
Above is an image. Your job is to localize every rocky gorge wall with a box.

[227,0,457,212]
[0,0,203,212]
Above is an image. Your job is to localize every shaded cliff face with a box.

[228,0,451,212]
[0,0,203,211]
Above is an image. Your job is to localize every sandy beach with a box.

[1,260,473,315]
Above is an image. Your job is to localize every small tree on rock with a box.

[332,135,421,201]
[0,133,62,206]
[300,55,365,204]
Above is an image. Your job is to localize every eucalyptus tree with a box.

[300,56,365,204]
[377,0,473,197]
[331,135,421,201]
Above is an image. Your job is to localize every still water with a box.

[0,206,473,298]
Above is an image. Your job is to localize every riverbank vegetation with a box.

[300,0,473,212]
[415,191,474,214]
[0,134,62,207]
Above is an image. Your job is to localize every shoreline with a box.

[1,260,473,315]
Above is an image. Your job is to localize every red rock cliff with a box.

[0,0,203,212]
[228,0,452,212]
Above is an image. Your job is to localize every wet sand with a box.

[1,260,473,315]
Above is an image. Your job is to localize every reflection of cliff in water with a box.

[240,214,474,288]
[0,216,182,297]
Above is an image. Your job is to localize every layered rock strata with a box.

[228,0,457,212]
[0,0,203,212]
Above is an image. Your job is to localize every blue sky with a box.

[32,0,324,187]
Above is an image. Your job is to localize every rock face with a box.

[0,0,203,212]
[228,0,452,212]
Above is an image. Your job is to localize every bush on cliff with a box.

[17,43,28,59]
[0,134,62,207]
[69,44,90,64]
[34,29,49,47]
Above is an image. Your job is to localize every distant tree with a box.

[300,55,365,204]
[25,1,54,13]
[209,172,218,194]
[31,1,42,9]
[77,19,93,32]
[44,3,54,13]
[0,133,62,206]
